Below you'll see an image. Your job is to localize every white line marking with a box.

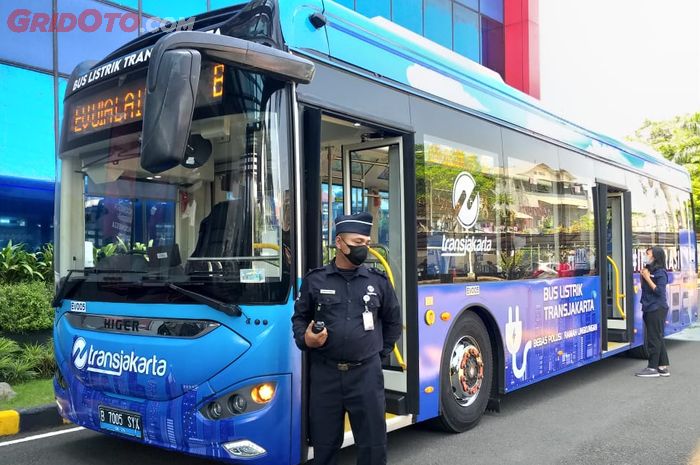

[0,426,85,447]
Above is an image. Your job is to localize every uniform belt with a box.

[317,356,366,371]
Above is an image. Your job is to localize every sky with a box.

[539,0,700,139]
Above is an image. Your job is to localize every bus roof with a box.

[279,0,689,186]
[72,0,688,187]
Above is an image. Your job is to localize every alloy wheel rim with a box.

[449,335,484,407]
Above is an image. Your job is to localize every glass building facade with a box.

[0,0,538,250]
[337,0,504,78]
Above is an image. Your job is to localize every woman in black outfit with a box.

[636,247,670,378]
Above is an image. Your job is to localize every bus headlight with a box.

[228,394,248,414]
[208,401,223,419]
[201,381,278,420]
[251,383,275,404]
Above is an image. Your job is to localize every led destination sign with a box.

[67,63,224,140]
[69,79,145,137]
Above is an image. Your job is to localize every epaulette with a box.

[304,265,327,277]
[367,267,388,279]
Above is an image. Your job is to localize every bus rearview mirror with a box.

[140,49,202,174]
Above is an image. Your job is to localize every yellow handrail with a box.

[606,256,626,319]
[368,247,395,287]
[368,247,406,370]
[253,243,280,252]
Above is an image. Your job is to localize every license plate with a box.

[99,406,143,439]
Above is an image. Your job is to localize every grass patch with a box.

[0,378,54,410]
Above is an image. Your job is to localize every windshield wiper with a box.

[52,270,86,308]
[53,268,147,307]
[167,283,243,317]
[77,268,148,274]
[53,270,243,318]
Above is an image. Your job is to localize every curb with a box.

[0,404,66,436]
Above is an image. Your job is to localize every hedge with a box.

[0,282,54,334]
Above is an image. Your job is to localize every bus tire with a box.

[437,311,493,433]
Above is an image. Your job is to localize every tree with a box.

[631,112,700,228]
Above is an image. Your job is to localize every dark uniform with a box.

[292,213,401,465]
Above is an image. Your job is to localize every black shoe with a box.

[635,367,660,378]
[658,367,670,377]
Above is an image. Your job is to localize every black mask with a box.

[342,240,368,266]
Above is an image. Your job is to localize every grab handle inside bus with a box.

[368,247,407,370]
[606,256,626,319]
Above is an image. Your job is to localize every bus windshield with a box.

[57,61,292,305]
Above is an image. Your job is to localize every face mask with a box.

[342,239,368,266]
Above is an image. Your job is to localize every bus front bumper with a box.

[53,371,295,464]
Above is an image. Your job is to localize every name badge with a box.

[363,310,375,331]
[320,289,336,295]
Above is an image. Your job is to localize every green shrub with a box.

[0,241,42,283]
[0,282,54,334]
[0,338,36,383]
[35,243,54,283]
[0,338,56,383]
[21,339,56,378]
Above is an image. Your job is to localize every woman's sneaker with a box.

[658,367,670,377]
[635,367,660,377]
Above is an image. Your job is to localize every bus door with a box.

[597,185,634,352]
[316,114,409,412]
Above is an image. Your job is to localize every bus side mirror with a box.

[140,49,202,174]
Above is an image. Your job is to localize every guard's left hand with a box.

[640,268,650,279]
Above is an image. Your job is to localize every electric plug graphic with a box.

[506,305,523,355]
[505,305,531,380]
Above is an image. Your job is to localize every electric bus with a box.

[53,1,698,463]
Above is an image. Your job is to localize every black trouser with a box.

[643,307,670,368]
[309,354,386,465]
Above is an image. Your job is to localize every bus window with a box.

[502,130,560,280]
[418,135,502,283]
[557,149,596,277]
[59,64,292,304]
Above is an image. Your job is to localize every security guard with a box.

[292,212,401,465]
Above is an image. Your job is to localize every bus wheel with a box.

[437,311,493,433]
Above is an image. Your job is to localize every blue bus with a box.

[53,1,698,463]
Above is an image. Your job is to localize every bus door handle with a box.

[606,256,626,319]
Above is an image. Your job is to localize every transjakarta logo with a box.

[72,337,88,370]
[441,171,492,256]
[71,337,168,377]
[452,172,480,228]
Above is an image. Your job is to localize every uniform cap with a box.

[335,212,373,236]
